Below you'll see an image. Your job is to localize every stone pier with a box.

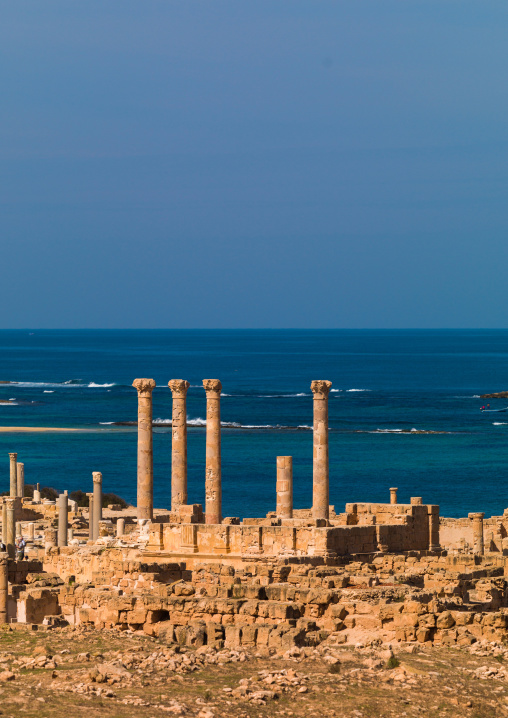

[1,501,7,544]
[58,493,68,547]
[16,462,24,499]
[87,493,94,541]
[469,512,485,555]
[0,554,7,625]
[276,456,293,519]
[27,523,35,542]
[390,487,398,504]
[92,472,102,542]
[169,379,190,511]
[311,380,332,521]
[428,505,440,550]
[133,378,156,521]
[203,379,222,525]
[8,453,17,498]
[6,499,15,559]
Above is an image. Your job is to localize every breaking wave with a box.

[493,422,508,426]
[347,388,371,392]
[10,380,116,389]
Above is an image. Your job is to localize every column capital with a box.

[132,378,156,395]
[468,512,485,520]
[92,471,102,484]
[5,498,15,509]
[86,492,93,499]
[203,379,222,397]
[169,379,190,397]
[8,453,17,460]
[311,380,332,397]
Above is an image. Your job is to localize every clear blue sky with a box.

[1,1,507,328]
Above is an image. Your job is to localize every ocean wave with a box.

[0,402,18,406]
[147,416,313,430]
[99,422,115,425]
[347,389,371,392]
[43,390,54,393]
[493,422,508,426]
[330,389,341,392]
[10,379,116,389]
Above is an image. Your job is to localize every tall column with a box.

[8,453,17,498]
[117,518,125,537]
[16,463,24,499]
[1,501,7,544]
[58,493,68,547]
[276,456,293,519]
[311,380,332,520]
[390,487,398,504]
[92,472,102,541]
[203,379,222,525]
[133,379,156,521]
[428,505,440,551]
[27,523,35,542]
[469,512,485,555]
[6,499,15,559]
[169,380,190,511]
[87,493,94,540]
[0,553,7,624]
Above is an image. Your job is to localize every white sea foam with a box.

[43,390,54,393]
[88,383,115,388]
[347,389,371,392]
[0,402,18,406]
[493,422,508,426]
[11,379,115,388]
[330,389,341,392]
[99,422,115,425]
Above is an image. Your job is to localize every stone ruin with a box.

[1,378,508,652]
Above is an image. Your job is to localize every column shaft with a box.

[87,493,94,540]
[428,506,440,550]
[311,380,332,520]
[16,463,24,499]
[276,456,293,519]
[133,379,156,520]
[0,554,7,624]
[58,493,68,547]
[1,502,7,544]
[203,380,222,524]
[92,473,102,541]
[469,512,485,555]
[169,380,190,511]
[8,454,17,498]
[6,500,15,560]
[390,487,398,505]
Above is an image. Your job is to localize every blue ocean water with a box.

[0,329,507,519]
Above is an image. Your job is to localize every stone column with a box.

[411,497,423,506]
[169,380,190,511]
[44,529,57,550]
[16,463,24,499]
[1,501,7,544]
[311,380,332,520]
[68,528,74,542]
[0,553,7,625]
[469,512,485,555]
[390,487,398,504]
[117,518,125,537]
[6,499,15,559]
[92,472,102,541]
[87,493,94,540]
[27,523,35,542]
[58,493,68,547]
[203,379,222,525]
[428,505,440,550]
[15,522,22,538]
[33,483,41,502]
[133,379,156,521]
[276,456,293,519]
[8,453,17,498]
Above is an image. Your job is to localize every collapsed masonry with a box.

[1,379,508,653]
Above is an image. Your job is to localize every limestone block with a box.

[205,622,224,649]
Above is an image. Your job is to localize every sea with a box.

[0,329,507,520]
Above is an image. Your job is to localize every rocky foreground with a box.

[0,625,508,717]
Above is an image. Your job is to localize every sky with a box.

[1,1,507,328]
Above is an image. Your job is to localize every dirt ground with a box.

[1,625,508,718]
